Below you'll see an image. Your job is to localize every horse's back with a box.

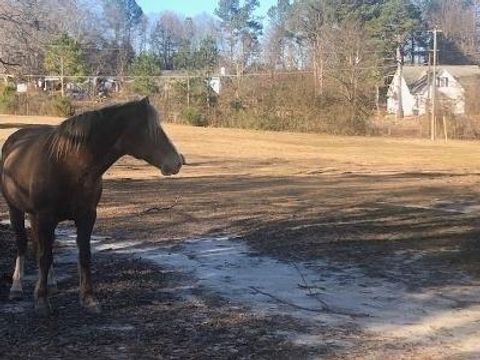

[2,125,54,160]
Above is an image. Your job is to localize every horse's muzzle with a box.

[161,162,182,176]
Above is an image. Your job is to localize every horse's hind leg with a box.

[31,219,58,293]
[75,210,100,313]
[9,206,27,300]
[31,215,56,315]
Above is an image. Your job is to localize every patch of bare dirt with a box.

[2,116,480,358]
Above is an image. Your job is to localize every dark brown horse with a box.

[1,98,182,314]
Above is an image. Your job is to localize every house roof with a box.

[402,66,427,88]
[409,75,429,94]
[401,65,480,94]
[439,65,480,81]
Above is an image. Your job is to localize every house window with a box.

[436,77,448,87]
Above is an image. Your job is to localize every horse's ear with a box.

[142,96,150,105]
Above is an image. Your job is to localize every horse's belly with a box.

[1,171,87,219]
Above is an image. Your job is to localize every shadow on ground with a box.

[95,170,480,358]
[2,169,480,358]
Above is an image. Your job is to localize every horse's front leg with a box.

[32,215,56,315]
[75,210,100,313]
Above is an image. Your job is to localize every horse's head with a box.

[122,98,183,176]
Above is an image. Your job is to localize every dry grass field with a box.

[1,113,480,359]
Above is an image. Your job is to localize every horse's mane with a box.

[49,99,160,159]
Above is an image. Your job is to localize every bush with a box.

[182,107,208,127]
[131,77,158,95]
[0,88,74,117]
[230,98,244,111]
[50,95,74,117]
[0,84,16,113]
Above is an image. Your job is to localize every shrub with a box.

[50,95,74,117]
[182,107,208,127]
[131,77,159,96]
[0,84,16,113]
[229,98,244,111]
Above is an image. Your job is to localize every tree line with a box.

[0,0,479,134]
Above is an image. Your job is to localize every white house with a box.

[387,65,480,116]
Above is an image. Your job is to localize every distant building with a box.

[209,76,221,94]
[16,82,27,93]
[387,65,480,116]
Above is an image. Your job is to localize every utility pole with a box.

[426,52,431,116]
[396,36,404,120]
[206,52,210,110]
[60,55,64,98]
[430,27,441,141]
[187,73,190,108]
[474,0,479,60]
[319,55,324,96]
[313,42,318,98]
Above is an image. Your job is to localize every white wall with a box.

[436,69,465,114]
[387,72,417,116]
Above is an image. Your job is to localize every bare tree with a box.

[150,11,184,70]
[264,0,293,70]
[191,13,220,47]
[0,0,46,72]
[320,21,380,132]
[0,0,95,74]
[423,0,478,63]
[101,0,143,76]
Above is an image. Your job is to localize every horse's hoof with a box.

[34,299,52,316]
[81,297,101,314]
[9,290,23,301]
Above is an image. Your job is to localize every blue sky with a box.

[137,0,277,18]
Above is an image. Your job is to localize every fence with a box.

[2,71,478,138]
[1,71,350,131]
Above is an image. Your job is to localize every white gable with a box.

[435,68,465,114]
